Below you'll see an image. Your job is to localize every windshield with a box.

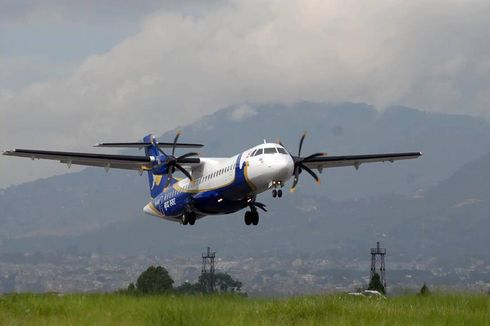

[263,147,277,154]
[277,147,288,154]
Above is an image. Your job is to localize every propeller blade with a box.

[302,152,327,161]
[177,152,199,161]
[174,163,193,180]
[150,136,167,157]
[172,131,181,156]
[290,166,300,192]
[298,131,307,157]
[276,138,284,147]
[163,172,173,191]
[299,163,320,184]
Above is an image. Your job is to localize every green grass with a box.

[0,293,488,325]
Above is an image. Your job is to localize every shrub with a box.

[368,272,385,294]
[419,283,430,296]
[135,265,174,294]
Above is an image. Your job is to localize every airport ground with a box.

[0,292,488,325]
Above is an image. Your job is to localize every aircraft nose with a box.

[274,155,294,181]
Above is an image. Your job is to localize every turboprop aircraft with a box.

[3,132,421,226]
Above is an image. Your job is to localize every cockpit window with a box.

[277,147,288,154]
[253,148,263,156]
[264,147,277,154]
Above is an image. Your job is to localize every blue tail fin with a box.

[143,134,166,198]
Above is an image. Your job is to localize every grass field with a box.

[0,292,488,325]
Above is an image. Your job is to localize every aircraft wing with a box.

[2,149,201,171]
[302,152,422,171]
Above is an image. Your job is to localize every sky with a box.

[1,0,489,188]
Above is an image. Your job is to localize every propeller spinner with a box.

[151,131,199,190]
[278,132,326,192]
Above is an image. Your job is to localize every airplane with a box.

[2,132,422,226]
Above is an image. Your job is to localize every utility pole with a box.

[201,247,216,292]
[370,241,386,288]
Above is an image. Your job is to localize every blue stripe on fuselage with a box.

[151,153,253,217]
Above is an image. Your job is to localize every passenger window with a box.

[254,148,263,156]
[264,147,277,154]
[277,147,288,154]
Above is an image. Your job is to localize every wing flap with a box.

[3,149,153,170]
[303,152,422,170]
[94,142,204,149]
[3,148,202,171]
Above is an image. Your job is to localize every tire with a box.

[182,213,189,225]
[272,189,277,198]
[244,211,252,225]
[189,213,196,225]
[252,212,259,225]
[278,189,283,198]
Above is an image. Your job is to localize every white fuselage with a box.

[143,142,295,220]
[173,143,294,196]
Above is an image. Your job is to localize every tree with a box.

[214,273,242,293]
[136,265,174,294]
[419,283,430,296]
[368,272,385,294]
[175,281,203,295]
[180,272,242,294]
[197,272,215,293]
[127,282,136,292]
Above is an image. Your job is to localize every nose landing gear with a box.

[272,181,283,198]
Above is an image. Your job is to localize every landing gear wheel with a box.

[244,211,252,225]
[182,213,189,225]
[251,212,259,225]
[272,189,277,198]
[189,213,196,225]
[277,189,283,198]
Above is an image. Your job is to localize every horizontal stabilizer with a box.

[94,142,204,149]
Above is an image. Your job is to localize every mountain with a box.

[3,151,490,268]
[1,102,490,266]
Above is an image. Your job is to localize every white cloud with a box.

[1,0,490,187]
[228,105,257,122]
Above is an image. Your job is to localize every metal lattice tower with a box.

[370,241,386,288]
[201,247,216,292]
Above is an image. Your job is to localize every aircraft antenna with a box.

[201,246,216,292]
[370,241,387,288]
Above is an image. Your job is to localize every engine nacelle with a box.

[150,155,170,175]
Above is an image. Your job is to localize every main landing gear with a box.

[244,211,259,226]
[181,212,196,225]
[244,201,267,226]
[272,181,283,198]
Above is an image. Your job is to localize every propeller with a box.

[278,132,326,192]
[151,131,199,190]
